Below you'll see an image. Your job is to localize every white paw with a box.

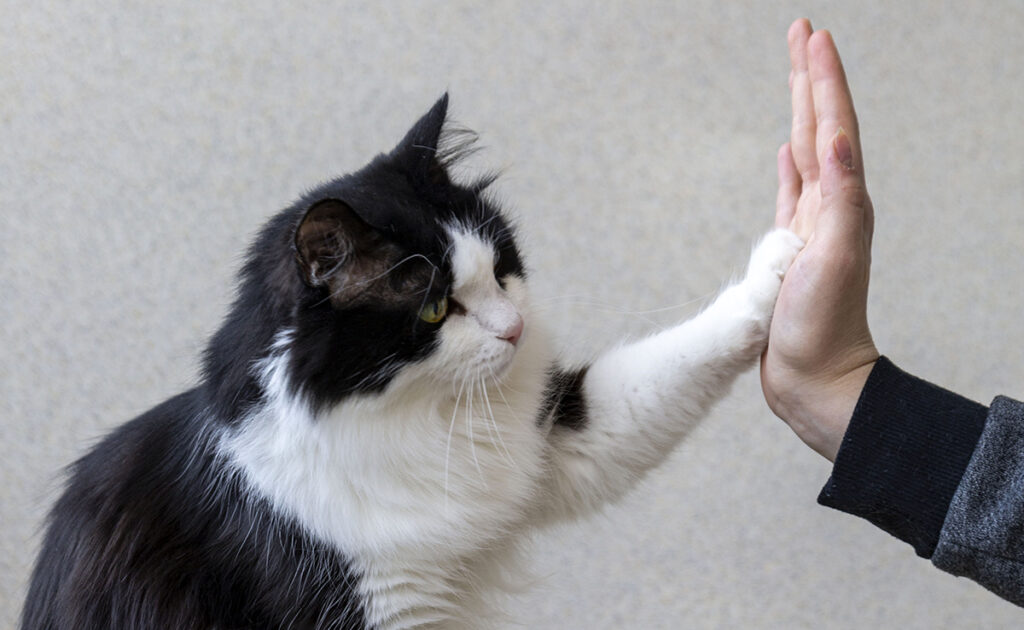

[743,228,804,310]
[747,228,804,279]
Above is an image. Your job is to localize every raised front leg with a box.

[539,228,804,521]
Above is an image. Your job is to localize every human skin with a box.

[760,19,881,461]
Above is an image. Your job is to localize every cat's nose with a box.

[498,315,524,346]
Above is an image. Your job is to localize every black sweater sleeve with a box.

[817,356,989,557]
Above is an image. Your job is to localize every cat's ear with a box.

[294,199,383,287]
[392,93,450,185]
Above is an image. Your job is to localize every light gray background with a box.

[3,1,1023,628]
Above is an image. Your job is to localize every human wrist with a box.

[772,356,877,461]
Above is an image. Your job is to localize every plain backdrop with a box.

[3,2,1023,628]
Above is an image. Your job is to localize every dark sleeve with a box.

[817,356,988,558]
[932,396,1024,606]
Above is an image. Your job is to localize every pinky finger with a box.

[776,142,801,228]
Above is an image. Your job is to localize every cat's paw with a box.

[747,228,804,279]
[743,228,804,310]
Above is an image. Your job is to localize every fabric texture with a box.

[821,357,1024,607]
[932,396,1024,606]
[819,357,989,557]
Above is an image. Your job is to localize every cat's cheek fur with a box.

[403,229,530,388]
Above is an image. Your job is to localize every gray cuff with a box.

[933,396,1024,607]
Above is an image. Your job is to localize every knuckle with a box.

[824,177,870,211]
[838,180,870,209]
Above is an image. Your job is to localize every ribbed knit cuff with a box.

[818,356,988,558]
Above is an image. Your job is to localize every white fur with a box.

[541,228,804,521]
[221,227,803,628]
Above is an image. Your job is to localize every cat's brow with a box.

[416,265,439,318]
[316,252,438,308]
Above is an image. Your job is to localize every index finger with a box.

[788,19,818,181]
[808,30,863,174]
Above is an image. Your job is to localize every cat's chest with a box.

[223,386,548,561]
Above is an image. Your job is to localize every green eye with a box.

[419,296,448,323]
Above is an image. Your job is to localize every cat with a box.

[21,94,803,630]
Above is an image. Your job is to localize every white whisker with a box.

[314,253,440,307]
[480,375,517,468]
[466,379,486,488]
[444,377,467,513]
[475,377,502,455]
[346,352,400,391]
[531,292,716,318]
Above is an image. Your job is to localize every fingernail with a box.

[834,127,855,170]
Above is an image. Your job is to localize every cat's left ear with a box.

[294,199,387,288]
[391,93,450,185]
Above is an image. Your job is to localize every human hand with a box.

[760,19,880,461]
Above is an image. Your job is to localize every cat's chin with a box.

[444,343,521,390]
[486,337,524,377]
[485,351,518,383]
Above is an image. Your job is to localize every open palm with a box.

[760,19,879,461]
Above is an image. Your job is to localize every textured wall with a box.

[3,1,1023,627]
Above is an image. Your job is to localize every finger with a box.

[808,30,863,174]
[818,127,871,249]
[807,31,870,250]
[775,143,800,228]
[788,19,818,181]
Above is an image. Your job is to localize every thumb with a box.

[817,127,872,246]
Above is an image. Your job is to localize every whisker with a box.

[444,377,467,513]
[416,265,439,319]
[531,292,716,316]
[466,379,486,488]
[349,253,437,289]
[475,376,503,456]
[346,352,401,392]
[313,253,440,308]
[493,367,548,398]
[480,375,517,468]
[440,235,458,265]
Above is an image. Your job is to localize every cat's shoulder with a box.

[60,388,212,506]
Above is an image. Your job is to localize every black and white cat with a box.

[22,95,803,630]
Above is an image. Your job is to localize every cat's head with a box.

[274,95,528,409]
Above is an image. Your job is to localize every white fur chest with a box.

[221,327,553,629]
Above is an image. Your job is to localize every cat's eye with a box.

[418,297,448,324]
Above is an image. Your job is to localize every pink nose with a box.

[499,316,524,346]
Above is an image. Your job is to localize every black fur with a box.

[22,95,525,630]
[541,367,590,431]
[22,392,367,629]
